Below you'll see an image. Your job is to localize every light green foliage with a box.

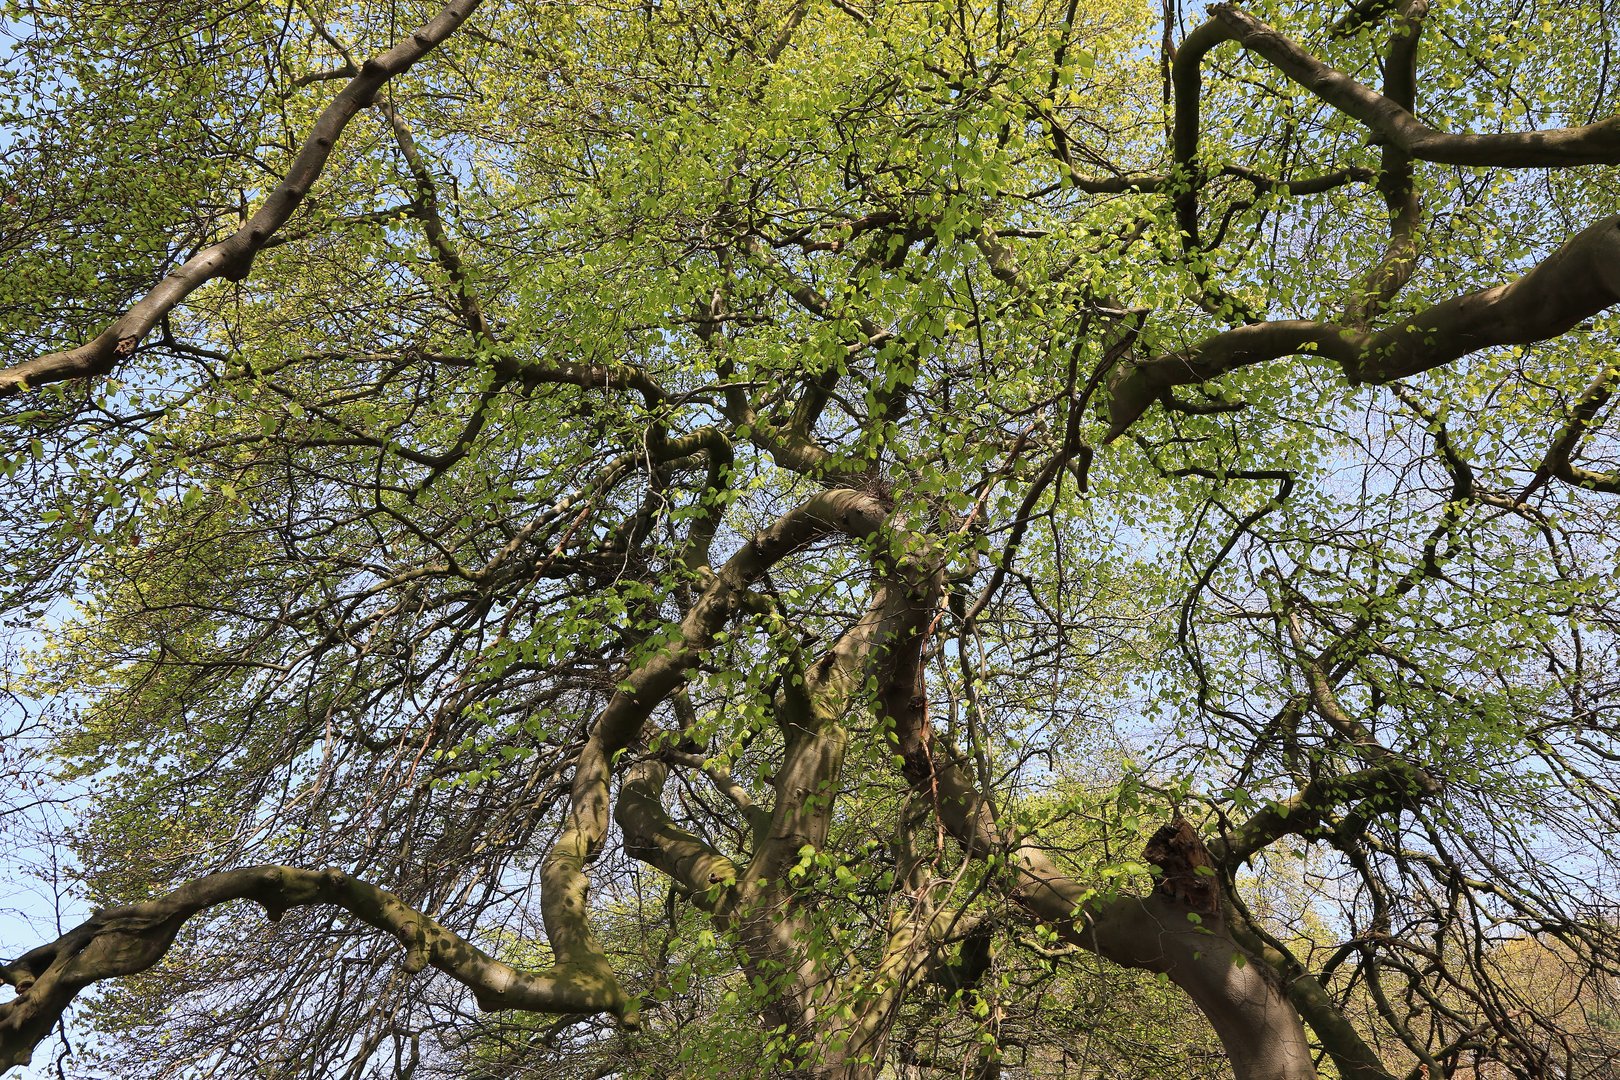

[2,0,1620,1076]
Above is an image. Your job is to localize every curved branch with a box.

[1527,365,1620,495]
[538,487,891,1017]
[615,760,741,905]
[872,542,1322,1079]
[1223,908,1399,1080]
[1344,0,1425,327]
[0,0,484,398]
[894,738,1324,1079]
[1169,17,1238,244]
[1107,215,1620,437]
[1211,760,1437,866]
[0,865,627,1071]
[1210,4,1620,167]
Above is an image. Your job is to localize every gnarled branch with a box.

[0,865,630,1071]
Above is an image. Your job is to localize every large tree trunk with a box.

[1084,895,1318,1080]
[873,556,1322,1080]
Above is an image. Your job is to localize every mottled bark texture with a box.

[0,866,629,1070]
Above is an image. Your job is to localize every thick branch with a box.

[615,760,741,906]
[1225,909,1399,1080]
[873,538,1321,1079]
[1107,215,1620,437]
[745,566,932,888]
[0,0,482,398]
[1529,365,1620,495]
[541,488,890,1016]
[900,742,1323,1080]
[1170,18,1238,243]
[613,757,825,1034]
[1211,4,1620,167]
[1344,0,1425,327]
[1211,760,1437,866]
[0,865,627,1070]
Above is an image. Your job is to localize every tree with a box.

[2,0,1619,1074]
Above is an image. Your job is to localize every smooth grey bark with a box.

[906,748,1325,1080]
[0,866,627,1071]
[0,0,485,399]
[1208,4,1620,168]
[1106,215,1620,440]
[862,534,1323,1080]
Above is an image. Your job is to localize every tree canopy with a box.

[2,0,1620,1075]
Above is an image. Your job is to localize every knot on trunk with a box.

[1143,817,1221,915]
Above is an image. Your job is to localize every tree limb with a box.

[0,0,484,398]
[1106,215,1620,438]
[1526,365,1620,496]
[538,487,892,1024]
[1211,4,1620,167]
[1210,760,1438,866]
[0,865,629,1071]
